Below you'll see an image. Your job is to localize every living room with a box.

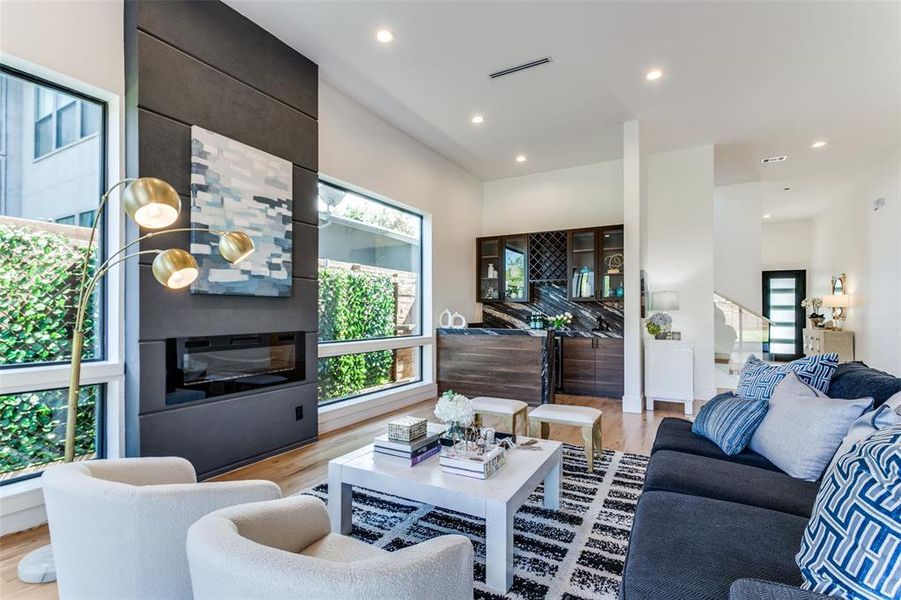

[1,1,899,599]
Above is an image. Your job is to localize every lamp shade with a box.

[822,294,850,308]
[652,290,679,311]
[152,249,198,289]
[218,231,255,264]
[123,177,181,229]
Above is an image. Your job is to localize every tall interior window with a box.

[317,180,424,405]
[1,67,106,484]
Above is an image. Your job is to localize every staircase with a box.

[713,292,771,389]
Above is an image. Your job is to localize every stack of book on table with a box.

[439,446,507,480]
[374,423,445,466]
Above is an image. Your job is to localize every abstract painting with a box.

[189,126,293,297]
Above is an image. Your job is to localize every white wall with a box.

[482,160,623,235]
[646,145,716,399]
[762,221,811,272]
[713,183,762,312]
[318,82,483,328]
[809,147,901,374]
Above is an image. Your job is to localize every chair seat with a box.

[300,533,386,562]
[472,396,528,414]
[529,404,601,426]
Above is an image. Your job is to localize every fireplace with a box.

[165,331,306,405]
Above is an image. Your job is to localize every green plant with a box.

[0,222,99,477]
[318,267,397,402]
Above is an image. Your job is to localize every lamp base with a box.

[17,544,56,584]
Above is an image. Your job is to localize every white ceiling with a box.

[227,1,900,218]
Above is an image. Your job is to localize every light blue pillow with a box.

[737,353,839,401]
[692,395,769,456]
[749,372,873,481]
[796,425,901,599]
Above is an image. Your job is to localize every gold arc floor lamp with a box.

[18,176,254,584]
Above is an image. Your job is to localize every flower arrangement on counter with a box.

[645,312,672,337]
[434,390,475,428]
[547,312,573,330]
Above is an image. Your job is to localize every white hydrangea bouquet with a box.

[434,390,474,428]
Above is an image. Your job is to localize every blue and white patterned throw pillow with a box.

[691,394,769,455]
[737,353,839,401]
[796,425,901,600]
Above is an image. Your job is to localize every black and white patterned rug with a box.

[299,445,649,600]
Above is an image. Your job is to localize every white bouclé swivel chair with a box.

[186,495,474,600]
[41,457,282,600]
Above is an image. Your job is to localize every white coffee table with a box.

[328,438,564,593]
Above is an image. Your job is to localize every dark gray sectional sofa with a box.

[620,361,901,600]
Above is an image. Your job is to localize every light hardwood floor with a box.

[0,394,694,599]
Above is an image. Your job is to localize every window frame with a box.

[316,175,433,407]
[0,64,120,486]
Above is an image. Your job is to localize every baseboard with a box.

[621,394,644,413]
[0,478,46,536]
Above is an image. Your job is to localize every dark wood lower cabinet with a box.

[561,337,624,398]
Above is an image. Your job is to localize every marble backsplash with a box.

[481,283,624,337]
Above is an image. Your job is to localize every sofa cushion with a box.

[643,450,820,518]
[826,361,901,409]
[621,491,807,600]
[796,425,901,599]
[652,417,781,472]
[749,373,873,481]
[692,394,769,455]
[737,353,839,401]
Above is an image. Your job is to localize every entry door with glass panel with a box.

[762,270,806,361]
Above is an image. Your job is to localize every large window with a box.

[317,180,424,405]
[0,67,107,484]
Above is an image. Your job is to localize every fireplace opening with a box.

[165,331,306,405]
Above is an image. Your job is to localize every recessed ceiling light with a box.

[515,155,527,163]
[783,186,791,191]
[376,29,394,43]
[810,140,827,149]
[471,114,485,124]
[761,155,788,164]
[645,69,663,81]
[763,214,772,219]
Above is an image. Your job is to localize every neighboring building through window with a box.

[33,86,100,159]
[1,67,107,484]
[317,180,424,405]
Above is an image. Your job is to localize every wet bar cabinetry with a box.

[478,225,624,304]
[477,235,529,303]
[560,337,624,398]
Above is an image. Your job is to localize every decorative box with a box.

[388,416,428,442]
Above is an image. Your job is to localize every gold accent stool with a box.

[528,404,603,472]
[471,396,530,436]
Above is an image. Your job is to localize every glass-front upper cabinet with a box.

[477,237,502,302]
[568,229,598,301]
[600,226,625,300]
[503,234,529,303]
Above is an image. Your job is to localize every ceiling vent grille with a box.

[761,155,788,165]
[489,57,552,79]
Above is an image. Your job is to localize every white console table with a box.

[644,339,695,415]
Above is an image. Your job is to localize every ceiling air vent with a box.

[761,155,788,165]
[488,57,552,80]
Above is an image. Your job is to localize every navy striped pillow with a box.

[692,395,769,455]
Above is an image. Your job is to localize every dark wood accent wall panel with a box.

[124,0,319,477]
[437,334,552,406]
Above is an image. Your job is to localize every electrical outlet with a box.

[295,405,303,421]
